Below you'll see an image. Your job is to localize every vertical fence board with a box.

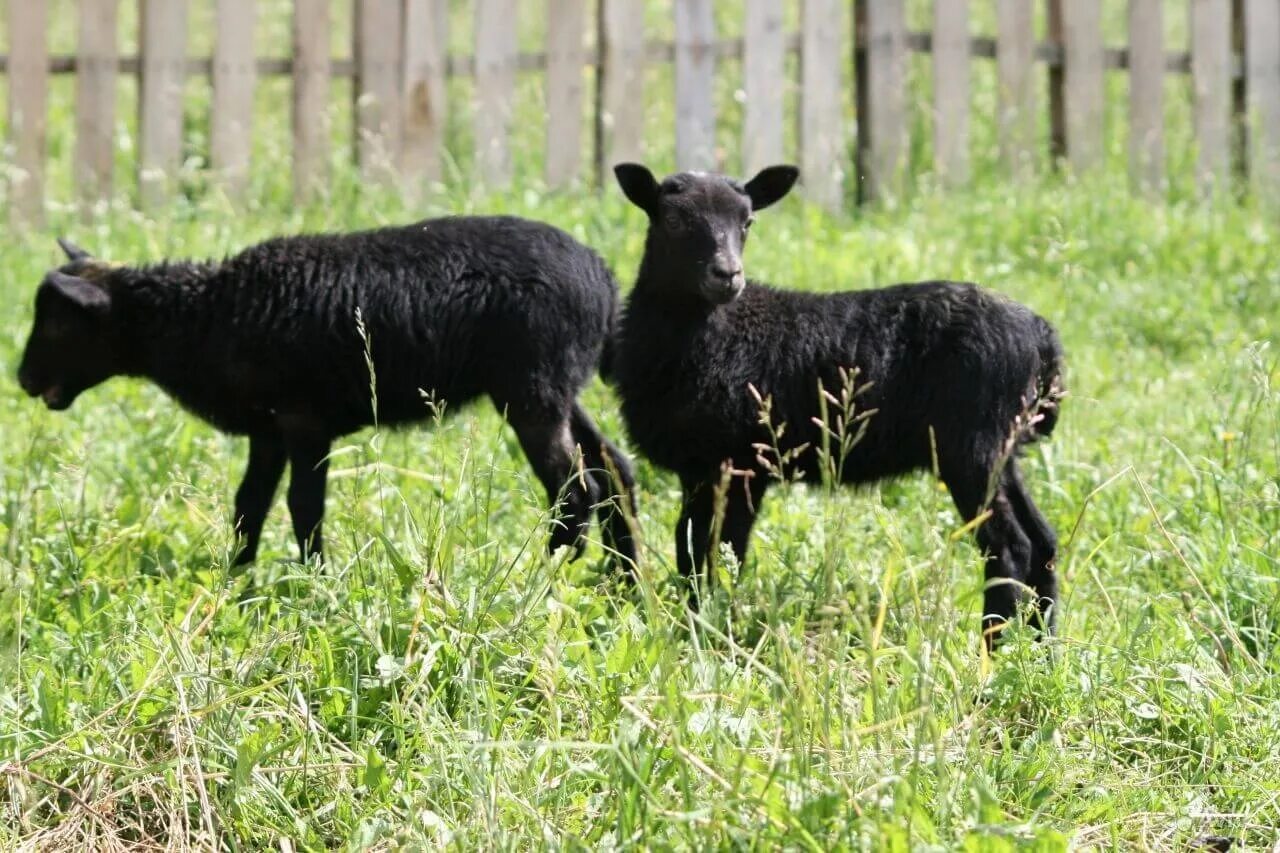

[293,0,329,201]
[1233,0,1246,174]
[675,0,716,171]
[76,0,119,208]
[854,1,868,203]
[546,0,587,187]
[864,0,906,201]
[1046,0,1066,161]
[1062,0,1104,172]
[8,1,48,224]
[1129,0,1165,193]
[597,0,645,180]
[1245,0,1280,197]
[212,0,257,196]
[744,0,785,174]
[403,0,449,182]
[996,0,1034,178]
[801,0,844,209]
[355,0,404,180]
[139,0,188,209]
[1192,0,1233,192]
[933,0,970,185]
[802,0,846,208]
[475,0,518,187]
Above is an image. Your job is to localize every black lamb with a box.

[17,221,637,567]
[611,163,1065,643]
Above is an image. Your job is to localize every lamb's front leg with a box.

[284,432,331,562]
[232,432,287,565]
[676,470,767,604]
[675,478,716,592]
[719,472,768,568]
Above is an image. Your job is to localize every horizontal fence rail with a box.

[3,0,1280,224]
[0,37,1245,79]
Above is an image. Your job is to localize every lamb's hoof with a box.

[231,548,256,575]
[981,617,1009,652]
[547,523,588,561]
[600,534,637,578]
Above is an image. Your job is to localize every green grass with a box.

[3,1,1280,849]
[2,171,1277,850]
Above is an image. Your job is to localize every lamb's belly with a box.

[627,401,752,475]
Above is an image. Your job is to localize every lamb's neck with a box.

[109,260,225,378]
[630,252,715,324]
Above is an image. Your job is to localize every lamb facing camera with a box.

[611,162,1064,646]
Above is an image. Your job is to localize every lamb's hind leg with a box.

[284,430,331,563]
[569,403,638,570]
[676,471,767,603]
[505,404,594,558]
[233,432,287,565]
[943,461,1034,648]
[1002,461,1059,634]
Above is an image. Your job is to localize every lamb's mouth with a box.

[41,385,71,410]
[702,278,744,305]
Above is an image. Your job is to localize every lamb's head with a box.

[17,239,121,411]
[614,162,798,306]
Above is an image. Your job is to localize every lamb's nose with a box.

[711,263,742,281]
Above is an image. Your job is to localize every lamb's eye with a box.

[743,217,755,231]
[664,212,684,231]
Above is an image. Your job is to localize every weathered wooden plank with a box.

[995,0,1034,178]
[1233,0,1246,175]
[801,0,844,209]
[293,0,329,201]
[932,0,970,186]
[597,0,645,179]
[675,0,717,172]
[75,0,119,207]
[545,0,587,187]
[138,0,189,209]
[743,0,785,175]
[1046,0,1066,162]
[854,1,869,203]
[1245,0,1280,198]
[1062,0,1104,172]
[354,0,404,180]
[1192,0,1233,192]
[212,0,257,196]
[863,0,907,201]
[474,0,518,187]
[1129,0,1165,193]
[403,0,449,182]
[8,1,49,224]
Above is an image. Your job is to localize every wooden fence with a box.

[4,1,1280,224]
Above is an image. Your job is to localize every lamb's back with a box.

[618,279,1053,480]
[191,217,615,434]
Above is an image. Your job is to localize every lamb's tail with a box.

[1031,315,1065,439]
[599,333,616,383]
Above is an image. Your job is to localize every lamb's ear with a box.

[614,163,661,214]
[56,237,92,262]
[744,165,800,211]
[44,271,111,316]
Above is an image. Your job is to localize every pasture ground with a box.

[1,170,1277,850]
[1,1,1279,845]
